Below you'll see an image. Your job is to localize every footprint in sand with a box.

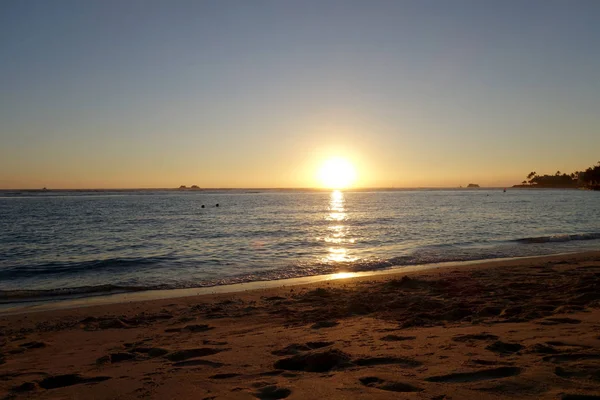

[274,349,422,372]
[172,359,225,368]
[543,354,600,363]
[96,352,137,364]
[12,382,37,392]
[38,374,111,389]
[471,379,544,394]
[271,341,334,356]
[19,341,47,349]
[359,377,423,393]
[165,324,214,333]
[129,347,170,357]
[263,296,286,301]
[354,356,422,368]
[380,335,416,342]
[452,334,498,342]
[311,320,339,329]
[425,367,521,383]
[259,370,284,376]
[209,373,240,379]
[274,349,351,372]
[165,348,228,362]
[253,385,291,399]
[555,365,600,381]
[528,343,560,354]
[485,341,523,354]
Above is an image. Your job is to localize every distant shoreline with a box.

[0,186,587,193]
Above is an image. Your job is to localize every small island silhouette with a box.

[178,185,202,190]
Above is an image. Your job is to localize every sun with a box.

[318,157,357,189]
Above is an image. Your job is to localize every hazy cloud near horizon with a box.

[1,0,599,189]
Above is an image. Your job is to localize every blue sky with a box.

[1,0,599,188]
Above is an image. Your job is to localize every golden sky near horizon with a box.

[2,2,600,189]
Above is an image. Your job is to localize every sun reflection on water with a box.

[323,190,357,264]
[326,190,345,222]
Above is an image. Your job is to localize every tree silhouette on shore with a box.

[520,162,600,190]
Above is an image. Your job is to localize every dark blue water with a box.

[1,189,599,301]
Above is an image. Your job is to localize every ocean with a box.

[1,188,599,303]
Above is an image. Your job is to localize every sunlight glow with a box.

[327,272,358,280]
[318,158,357,189]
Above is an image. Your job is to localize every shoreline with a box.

[0,250,593,316]
[1,250,600,399]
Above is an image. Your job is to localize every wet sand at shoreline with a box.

[1,252,600,399]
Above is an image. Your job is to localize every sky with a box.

[1,0,599,189]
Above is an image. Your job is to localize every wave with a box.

[515,232,600,244]
[0,284,154,304]
[3,232,600,304]
[0,249,561,304]
[0,256,176,280]
[0,256,454,303]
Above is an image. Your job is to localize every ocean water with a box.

[1,189,599,302]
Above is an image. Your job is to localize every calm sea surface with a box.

[1,189,599,301]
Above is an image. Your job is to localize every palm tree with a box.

[527,171,537,185]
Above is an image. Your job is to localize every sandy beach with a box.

[1,252,600,399]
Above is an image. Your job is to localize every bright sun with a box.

[318,158,357,189]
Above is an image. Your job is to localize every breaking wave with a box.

[515,232,600,244]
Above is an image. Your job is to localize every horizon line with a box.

[0,185,527,191]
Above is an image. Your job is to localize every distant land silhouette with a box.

[514,161,600,190]
[178,185,202,190]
